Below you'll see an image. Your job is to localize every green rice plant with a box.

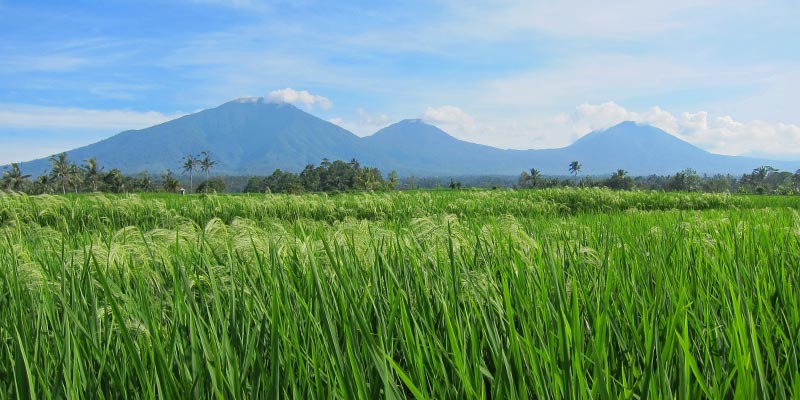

[0,189,798,398]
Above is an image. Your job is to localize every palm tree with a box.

[793,169,800,191]
[529,168,541,188]
[387,170,399,190]
[103,168,126,193]
[137,171,154,192]
[199,151,217,182]
[751,165,777,186]
[1,163,31,191]
[181,154,198,193]
[569,161,581,178]
[49,153,71,194]
[34,175,53,194]
[161,169,180,193]
[606,169,633,190]
[67,163,82,193]
[83,157,104,192]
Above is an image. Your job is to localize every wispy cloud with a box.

[0,104,187,164]
[185,0,258,8]
[477,55,770,112]
[1,0,798,164]
[0,104,183,131]
[437,0,735,40]
[0,54,89,72]
[88,83,156,100]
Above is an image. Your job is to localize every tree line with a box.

[0,152,220,194]
[0,155,399,195]
[4,154,800,195]
[243,158,398,193]
[516,162,800,194]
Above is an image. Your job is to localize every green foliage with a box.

[1,189,798,397]
[738,165,790,194]
[82,157,103,192]
[198,150,217,181]
[196,177,226,193]
[665,168,702,192]
[160,169,180,193]
[1,163,31,192]
[244,158,387,193]
[603,169,634,190]
[102,168,127,193]
[0,189,797,398]
[517,168,543,189]
[48,152,73,194]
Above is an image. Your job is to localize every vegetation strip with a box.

[1,189,799,398]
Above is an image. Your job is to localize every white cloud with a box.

[422,105,475,128]
[412,100,800,160]
[681,111,708,131]
[678,117,800,158]
[572,102,633,132]
[338,0,753,55]
[543,101,800,158]
[266,88,333,110]
[421,105,481,140]
[330,108,393,136]
[0,104,183,131]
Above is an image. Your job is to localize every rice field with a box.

[1,188,799,398]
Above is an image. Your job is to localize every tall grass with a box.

[0,189,751,232]
[1,189,798,398]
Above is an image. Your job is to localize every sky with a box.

[1,0,799,165]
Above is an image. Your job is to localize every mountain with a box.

[551,121,796,175]
[566,121,711,171]
[8,99,799,177]
[15,98,366,176]
[358,119,532,175]
[358,120,798,176]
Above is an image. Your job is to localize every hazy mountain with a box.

[358,119,532,175]
[359,120,798,176]
[9,99,799,177]
[550,121,797,175]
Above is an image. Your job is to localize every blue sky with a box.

[1,0,799,165]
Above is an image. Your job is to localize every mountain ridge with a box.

[7,99,799,177]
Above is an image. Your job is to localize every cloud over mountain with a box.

[9,99,797,179]
[421,105,481,142]
[267,88,333,110]
[545,102,800,159]
[329,108,393,137]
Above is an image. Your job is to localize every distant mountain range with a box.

[9,97,799,177]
